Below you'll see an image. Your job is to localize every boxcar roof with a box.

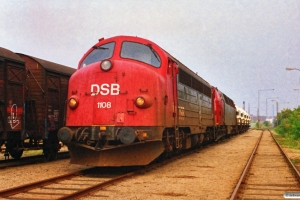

[0,47,24,63]
[17,53,76,76]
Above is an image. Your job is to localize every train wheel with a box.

[6,140,23,159]
[8,148,23,159]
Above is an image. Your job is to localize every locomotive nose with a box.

[57,127,74,144]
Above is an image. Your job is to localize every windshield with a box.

[80,42,115,68]
[120,42,161,68]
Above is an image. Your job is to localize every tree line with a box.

[273,107,300,140]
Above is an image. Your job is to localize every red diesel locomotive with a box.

[58,36,249,166]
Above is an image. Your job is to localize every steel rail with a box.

[230,129,300,200]
[58,171,136,200]
[229,130,263,200]
[0,169,86,197]
[270,131,300,183]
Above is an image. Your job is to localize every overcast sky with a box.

[1,0,300,117]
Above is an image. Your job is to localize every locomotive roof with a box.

[0,47,24,63]
[162,49,211,87]
[17,53,76,76]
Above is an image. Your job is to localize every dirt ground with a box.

[0,129,299,200]
[84,130,262,200]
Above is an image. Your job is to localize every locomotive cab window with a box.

[80,42,115,68]
[120,42,161,67]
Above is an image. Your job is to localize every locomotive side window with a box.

[80,42,115,68]
[178,68,211,98]
[223,94,235,108]
[120,42,161,67]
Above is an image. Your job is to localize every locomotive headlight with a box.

[136,97,145,107]
[69,96,79,109]
[135,95,153,108]
[100,59,113,71]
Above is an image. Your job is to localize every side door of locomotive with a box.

[170,60,180,148]
[166,59,179,129]
[218,92,225,125]
[172,62,179,129]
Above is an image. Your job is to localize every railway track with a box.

[230,130,300,199]
[0,138,218,199]
[0,167,139,199]
[0,146,198,199]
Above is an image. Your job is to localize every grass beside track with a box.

[273,132,300,150]
[273,132,300,166]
